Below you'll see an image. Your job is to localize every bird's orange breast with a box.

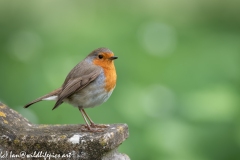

[93,58,117,92]
[104,64,117,92]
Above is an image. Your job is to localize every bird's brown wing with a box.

[52,65,101,110]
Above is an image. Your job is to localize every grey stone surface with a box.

[102,148,130,160]
[0,102,129,160]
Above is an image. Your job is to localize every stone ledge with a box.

[0,102,130,160]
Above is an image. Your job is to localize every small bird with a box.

[24,47,118,132]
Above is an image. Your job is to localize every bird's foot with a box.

[80,124,109,132]
[90,124,109,128]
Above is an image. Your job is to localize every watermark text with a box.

[0,151,72,159]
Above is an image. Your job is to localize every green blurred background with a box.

[1,0,240,160]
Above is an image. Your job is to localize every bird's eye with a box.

[98,55,103,59]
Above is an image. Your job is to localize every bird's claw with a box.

[80,124,109,132]
[91,124,109,128]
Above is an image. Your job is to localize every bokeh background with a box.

[1,1,240,160]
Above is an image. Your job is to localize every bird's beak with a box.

[109,56,118,60]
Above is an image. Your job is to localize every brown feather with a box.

[52,64,102,110]
[24,88,62,108]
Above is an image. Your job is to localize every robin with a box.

[24,47,118,132]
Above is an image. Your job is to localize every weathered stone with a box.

[0,102,129,160]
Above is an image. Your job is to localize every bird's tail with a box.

[24,88,62,108]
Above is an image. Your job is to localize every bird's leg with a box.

[78,107,91,130]
[82,109,109,129]
[78,108,106,132]
[81,109,95,126]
